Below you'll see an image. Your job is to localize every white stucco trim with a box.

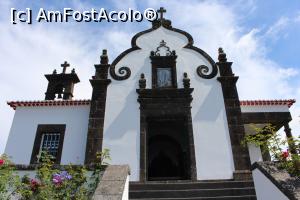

[241,105,290,113]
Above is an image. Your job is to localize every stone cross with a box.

[157,7,166,21]
[61,61,70,74]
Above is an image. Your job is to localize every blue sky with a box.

[238,1,300,68]
[0,0,300,153]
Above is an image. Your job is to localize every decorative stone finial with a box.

[218,47,227,62]
[160,40,166,46]
[139,73,146,89]
[152,40,173,56]
[71,68,75,74]
[53,69,57,74]
[183,72,190,89]
[100,49,108,64]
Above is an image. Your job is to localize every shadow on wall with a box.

[104,58,150,140]
[194,82,224,122]
[104,89,139,140]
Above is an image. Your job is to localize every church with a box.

[4,8,297,199]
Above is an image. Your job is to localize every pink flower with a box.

[52,171,72,186]
[0,159,4,165]
[52,174,63,185]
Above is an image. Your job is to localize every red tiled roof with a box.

[7,100,91,110]
[240,99,296,108]
[7,99,296,110]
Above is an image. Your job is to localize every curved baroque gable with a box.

[109,19,218,81]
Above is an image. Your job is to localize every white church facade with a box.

[5,9,295,183]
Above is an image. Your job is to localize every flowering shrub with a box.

[0,159,4,165]
[52,171,72,185]
[0,149,110,199]
[281,151,289,160]
[242,124,300,176]
[29,179,40,192]
[0,155,23,199]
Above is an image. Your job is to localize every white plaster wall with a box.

[253,169,289,200]
[244,124,265,164]
[5,105,90,165]
[103,27,234,181]
[248,144,263,164]
[241,105,289,113]
[15,170,36,179]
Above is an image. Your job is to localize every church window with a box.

[157,68,172,87]
[30,125,65,164]
[39,133,61,159]
[150,40,178,89]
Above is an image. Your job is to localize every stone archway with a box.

[137,87,197,182]
[148,135,185,180]
[147,119,190,181]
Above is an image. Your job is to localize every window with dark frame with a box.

[30,124,66,164]
[150,40,178,89]
[40,133,61,159]
[157,68,172,87]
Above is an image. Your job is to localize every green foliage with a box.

[242,124,300,176]
[0,154,22,199]
[88,148,110,196]
[0,149,110,200]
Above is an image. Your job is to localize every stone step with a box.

[130,195,257,200]
[130,180,254,190]
[129,187,256,199]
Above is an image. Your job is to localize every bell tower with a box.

[44,61,80,100]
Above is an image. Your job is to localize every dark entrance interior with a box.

[147,118,190,181]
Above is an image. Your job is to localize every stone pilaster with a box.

[217,48,251,179]
[85,50,111,164]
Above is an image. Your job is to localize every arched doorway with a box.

[148,135,185,180]
[147,119,190,181]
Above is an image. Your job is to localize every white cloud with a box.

[0,0,299,153]
[0,0,136,153]
[110,0,138,10]
[278,68,299,78]
[265,16,290,41]
[264,13,300,42]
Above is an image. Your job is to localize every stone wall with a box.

[93,165,130,200]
